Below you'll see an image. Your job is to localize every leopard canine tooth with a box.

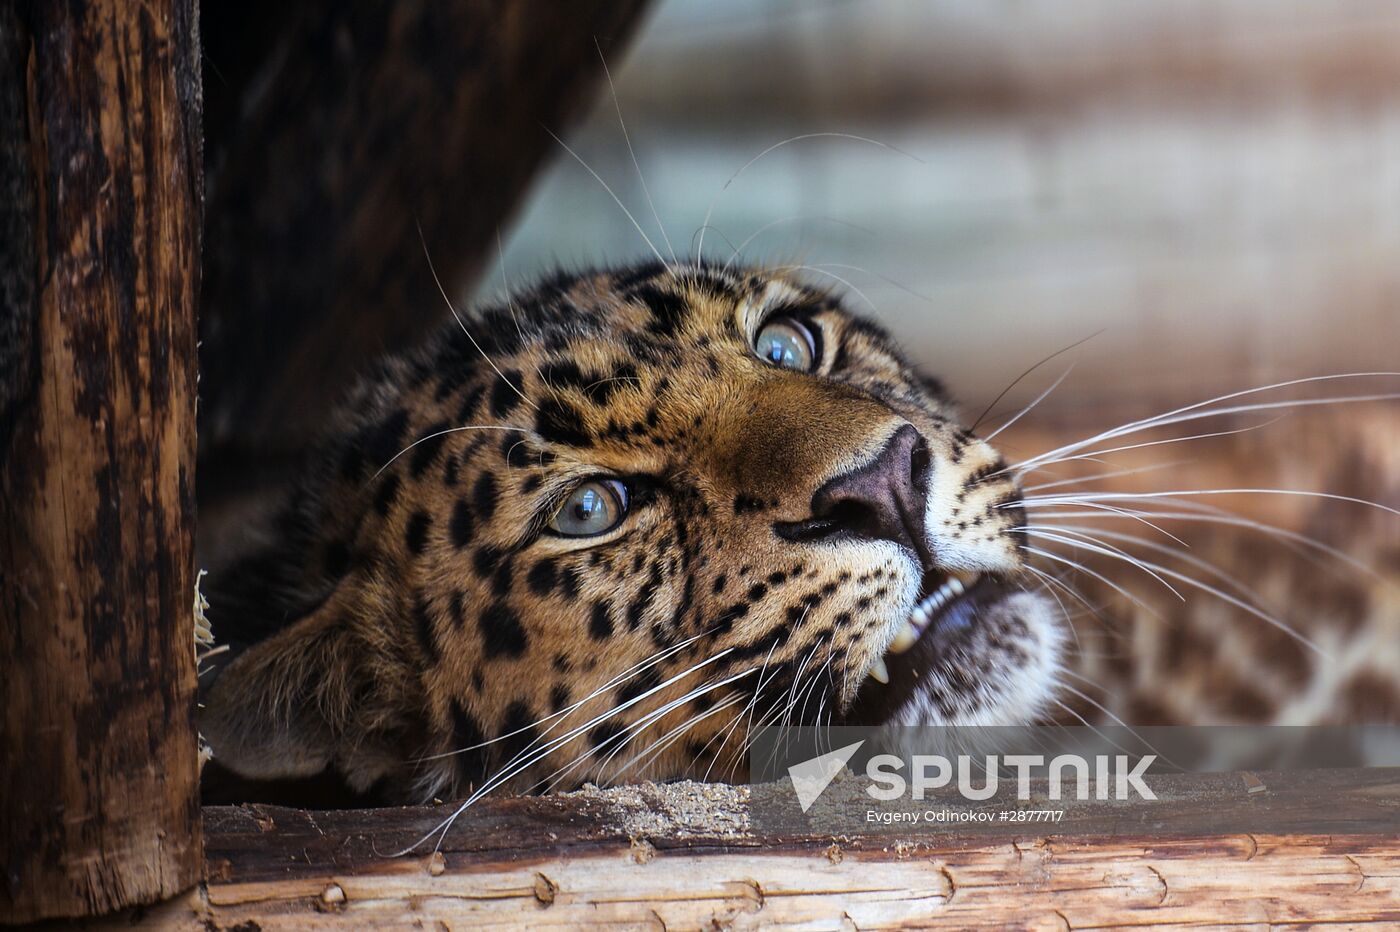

[868,658,890,684]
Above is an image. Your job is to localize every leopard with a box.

[199,260,1065,805]
[200,260,1400,806]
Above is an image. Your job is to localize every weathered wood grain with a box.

[196,0,652,471]
[0,0,202,922]
[81,773,1400,929]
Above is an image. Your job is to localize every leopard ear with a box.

[200,598,364,784]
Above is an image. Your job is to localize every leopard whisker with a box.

[695,131,923,263]
[490,651,739,784]
[710,639,804,783]
[1052,680,1185,770]
[1010,373,1400,473]
[983,364,1076,442]
[782,641,825,726]
[414,632,710,762]
[1017,500,1190,548]
[416,221,539,412]
[769,263,878,313]
[1069,526,1278,608]
[595,37,677,264]
[1006,373,1400,477]
[1049,532,1333,660]
[591,668,753,778]
[579,374,643,395]
[543,125,670,270]
[702,638,785,782]
[795,653,835,728]
[1021,564,1096,650]
[1019,418,1285,476]
[1042,524,1330,658]
[1022,460,1184,494]
[395,648,743,856]
[374,424,531,480]
[493,229,555,394]
[803,262,935,305]
[606,695,746,786]
[1025,545,1160,618]
[1024,528,1186,601]
[739,690,798,781]
[740,646,822,778]
[971,331,1104,432]
[543,666,757,794]
[722,214,878,275]
[1045,507,1397,590]
[689,224,743,263]
[1016,488,1400,521]
[1046,695,1161,765]
[494,230,530,351]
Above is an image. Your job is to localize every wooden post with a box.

[0,0,202,923]
[195,1,652,499]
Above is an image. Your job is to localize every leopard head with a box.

[201,262,1063,802]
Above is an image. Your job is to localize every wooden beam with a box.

[196,0,652,482]
[0,0,202,922]
[97,772,1400,928]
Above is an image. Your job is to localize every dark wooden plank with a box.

[202,768,1400,880]
[0,0,202,922]
[94,772,1400,928]
[196,0,652,485]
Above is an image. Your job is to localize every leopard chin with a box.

[849,575,1065,728]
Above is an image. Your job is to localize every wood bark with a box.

[82,772,1400,928]
[196,1,652,507]
[0,0,202,922]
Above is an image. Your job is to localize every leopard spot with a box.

[489,370,525,418]
[409,421,450,477]
[450,500,474,549]
[449,699,488,785]
[373,475,401,516]
[534,397,593,448]
[528,559,558,596]
[589,718,628,753]
[472,473,498,521]
[405,510,432,556]
[590,601,615,641]
[479,602,527,658]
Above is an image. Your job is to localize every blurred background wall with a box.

[493,0,1400,421]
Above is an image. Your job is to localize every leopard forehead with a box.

[202,260,1051,803]
[392,262,951,524]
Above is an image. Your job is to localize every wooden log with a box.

[83,771,1400,928]
[0,0,202,922]
[196,0,652,481]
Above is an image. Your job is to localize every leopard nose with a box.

[777,424,932,557]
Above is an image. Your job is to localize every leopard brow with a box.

[738,280,804,340]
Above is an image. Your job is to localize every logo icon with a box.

[787,740,865,812]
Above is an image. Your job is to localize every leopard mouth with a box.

[844,567,1006,724]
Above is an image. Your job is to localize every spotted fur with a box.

[201,262,1060,802]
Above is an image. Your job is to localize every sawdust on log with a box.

[565,780,752,840]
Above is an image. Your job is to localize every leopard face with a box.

[201,262,1063,803]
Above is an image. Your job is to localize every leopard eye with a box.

[548,479,629,537]
[754,316,816,372]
